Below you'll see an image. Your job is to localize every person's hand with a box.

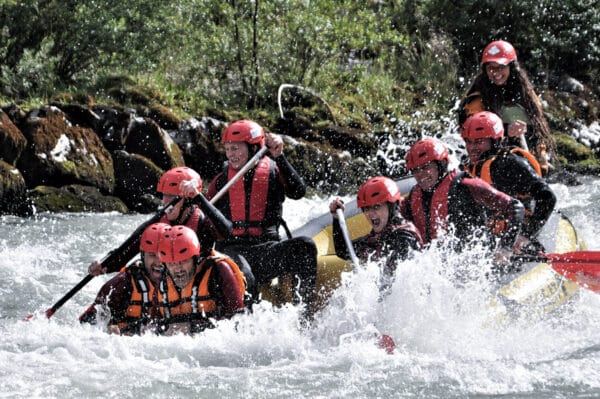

[507,120,527,138]
[512,235,531,254]
[493,246,513,265]
[329,198,345,219]
[265,133,283,158]
[88,260,107,276]
[179,179,200,198]
[107,324,121,335]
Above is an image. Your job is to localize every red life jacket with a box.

[159,205,203,233]
[228,157,274,237]
[408,170,457,243]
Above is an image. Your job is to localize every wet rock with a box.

[558,76,585,95]
[174,117,225,182]
[16,106,115,193]
[0,160,33,216]
[124,116,185,171]
[28,184,127,213]
[0,109,27,165]
[113,150,163,213]
[92,105,133,151]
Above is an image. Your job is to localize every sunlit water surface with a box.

[1,177,600,398]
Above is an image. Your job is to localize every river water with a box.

[1,176,599,398]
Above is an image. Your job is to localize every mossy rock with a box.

[0,109,27,165]
[0,160,32,216]
[113,150,163,213]
[17,106,115,193]
[29,184,128,213]
[554,133,597,163]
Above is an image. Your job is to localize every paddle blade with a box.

[552,262,600,294]
[376,334,396,354]
[546,251,600,264]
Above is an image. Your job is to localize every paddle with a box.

[512,251,600,294]
[30,147,270,320]
[335,208,360,267]
[24,195,182,320]
[335,208,396,354]
[210,146,268,204]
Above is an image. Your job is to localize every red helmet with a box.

[221,119,266,147]
[461,111,504,140]
[481,40,517,65]
[357,176,401,208]
[405,138,449,171]
[158,225,200,263]
[157,167,202,196]
[140,222,170,253]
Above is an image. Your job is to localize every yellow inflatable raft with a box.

[260,177,585,317]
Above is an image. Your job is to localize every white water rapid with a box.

[1,177,599,398]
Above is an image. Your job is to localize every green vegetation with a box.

[1,0,598,134]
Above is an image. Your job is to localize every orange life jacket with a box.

[466,147,542,183]
[157,251,246,328]
[116,263,157,335]
[465,148,541,234]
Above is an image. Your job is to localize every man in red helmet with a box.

[87,166,233,276]
[329,176,423,293]
[156,225,245,335]
[401,138,525,265]
[79,223,170,335]
[206,119,318,317]
[461,111,556,251]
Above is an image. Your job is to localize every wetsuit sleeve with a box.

[462,177,525,248]
[491,155,556,238]
[193,192,232,239]
[376,227,421,293]
[522,185,556,237]
[274,154,306,199]
[213,260,244,318]
[79,272,132,324]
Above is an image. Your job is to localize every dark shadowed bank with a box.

[0,77,599,216]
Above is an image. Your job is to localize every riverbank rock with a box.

[28,184,127,213]
[0,77,599,216]
[0,160,32,216]
[16,106,115,193]
[0,110,27,165]
[124,116,185,171]
[113,150,163,213]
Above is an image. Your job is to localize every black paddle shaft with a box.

[42,196,180,319]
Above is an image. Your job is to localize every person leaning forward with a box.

[401,137,525,266]
[79,222,170,335]
[461,111,556,254]
[330,176,423,294]
[156,225,245,336]
[87,166,232,276]
[206,119,318,317]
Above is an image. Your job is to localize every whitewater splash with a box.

[2,179,600,398]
